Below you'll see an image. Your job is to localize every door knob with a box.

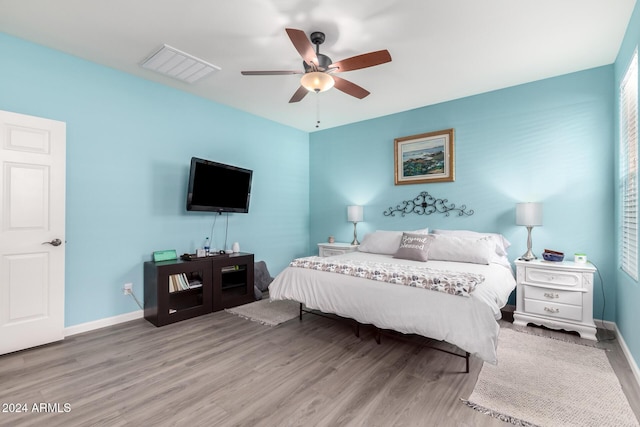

[42,238,62,247]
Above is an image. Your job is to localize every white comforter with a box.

[269,251,516,364]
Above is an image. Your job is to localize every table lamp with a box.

[347,205,364,245]
[516,202,543,261]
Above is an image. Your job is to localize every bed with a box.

[269,229,516,367]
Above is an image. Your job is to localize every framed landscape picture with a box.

[394,128,454,185]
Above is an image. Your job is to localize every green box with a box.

[153,249,177,262]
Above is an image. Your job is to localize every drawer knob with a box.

[543,292,560,299]
[544,307,560,314]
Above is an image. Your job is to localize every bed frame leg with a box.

[299,303,303,321]
[354,322,360,338]
[374,327,381,345]
[465,352,470,373]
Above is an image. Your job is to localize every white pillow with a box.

[428,234,494,265]
[431,229,510,257]
[358,229,429,255]
[358,231,403,254]
[376,228,429,234]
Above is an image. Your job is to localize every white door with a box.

[0,110,66,355]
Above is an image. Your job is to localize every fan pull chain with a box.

[315,92,321,128]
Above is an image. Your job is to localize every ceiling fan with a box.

[241,28,392,103]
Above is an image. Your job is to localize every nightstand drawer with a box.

[322,248,348,257]
[524,299,582,321]
[524,267,582,288]
[318,243,359,257]
[524,285,583,306]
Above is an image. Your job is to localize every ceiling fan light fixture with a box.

[300,72,334,93]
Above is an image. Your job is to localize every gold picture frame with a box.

[394,128,454,185]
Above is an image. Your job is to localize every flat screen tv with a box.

[186,157,253,213]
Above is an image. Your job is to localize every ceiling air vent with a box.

[141,44,221,84]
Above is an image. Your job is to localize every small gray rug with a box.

[463,328,639,427]
[225,299,299,326]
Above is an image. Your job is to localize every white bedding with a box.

[269,251,516,364]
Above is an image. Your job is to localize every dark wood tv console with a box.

[144,252,254,326]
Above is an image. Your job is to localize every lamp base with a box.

[520,250,537,261]
[351,222,359,246]
[520,226,537,261]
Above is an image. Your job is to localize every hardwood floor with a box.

[0,311,638,427]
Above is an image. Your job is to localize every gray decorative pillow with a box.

[393,233,434,262]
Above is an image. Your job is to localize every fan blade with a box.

[286,28,318,67]
[241,70,302,75]
[289,86,309,103]
[332,76,370,99]
[330,50,391,72]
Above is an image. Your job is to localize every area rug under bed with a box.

[225,298,299,326]
[463,328,639,427]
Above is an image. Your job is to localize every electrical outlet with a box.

[123,283,133,295]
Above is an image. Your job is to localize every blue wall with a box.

[0,33,310,327]
[309,67,615,320]
[2,25,635,371]
[615,1,640,370]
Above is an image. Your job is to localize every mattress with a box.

[269,251,516,364]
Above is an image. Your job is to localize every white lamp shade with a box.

[516,202,543,226]
[347,205,364,222]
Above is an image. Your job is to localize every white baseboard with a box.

[64,310,144,337]
[595,319,640,388]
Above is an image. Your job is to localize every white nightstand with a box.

[513,259,597,341]
[317,242,359,257]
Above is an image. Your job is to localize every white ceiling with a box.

[0,0,636,132]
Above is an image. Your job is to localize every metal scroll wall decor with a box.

[383,191,474,217]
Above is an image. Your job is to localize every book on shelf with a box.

[169,308,177,314]
[178,273,189,290]
[168,274,177,292]
[221,265,241,273]
[168,273,204,292]
[188,279,203,289]
[168,273,191,292]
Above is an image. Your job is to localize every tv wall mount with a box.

[383,191,474,217]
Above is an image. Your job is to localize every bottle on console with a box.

[204,237,210,255]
